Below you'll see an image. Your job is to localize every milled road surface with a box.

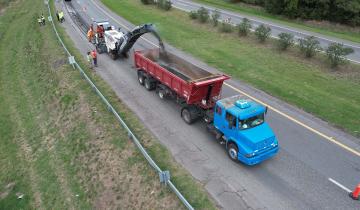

[56,0,360,209]
[171,0,360,64]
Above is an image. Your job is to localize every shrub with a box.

[237,18,252,36]
[157,0,172,11]
[211,10,221,27]
[277,32,294,50]
[219,22,233,33]
[189,11,198,20]
[255,24,271,42]
[298,36,321,58]
[162,0,172,11]
[197,7,209,23]
[326,43,354,67]
[140,0,153,5]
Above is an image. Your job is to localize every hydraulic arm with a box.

[117,23,164,56]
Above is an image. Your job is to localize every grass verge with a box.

[0,0,216,209]
[101,0,360,137]
[194,0,360,44]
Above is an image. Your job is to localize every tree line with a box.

[228,0,360,26]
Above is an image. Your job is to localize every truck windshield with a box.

[239,114,264,130]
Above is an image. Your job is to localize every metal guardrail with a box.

[45,1,194,209]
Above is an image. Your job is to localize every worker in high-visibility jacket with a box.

[87,25,94,43]
[58,11,65,23]
[38,17,43,26]
[41,14,45,25]
[91,50,97,67]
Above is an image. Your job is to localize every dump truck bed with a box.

[141,49,216,82]
[134,49,230,109]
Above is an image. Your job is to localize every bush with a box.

[219,22,233,33]
[277,32,294,50]
[197,7,209,23]
[298,36,321,58]
[141,0,153,5]
[237,18,252,36]
[211,10,221,27]
[326,43,354,67]
[157,0,171,11]
[254,24,271,42]
[189,11,198,19]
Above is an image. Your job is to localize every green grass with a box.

[102,0,360,137]
[194,0,360,44]
[50,0,217,207]
[0,0,216,209]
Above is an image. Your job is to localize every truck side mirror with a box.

[265,106,268,115]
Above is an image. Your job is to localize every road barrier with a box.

[45,1,194,209]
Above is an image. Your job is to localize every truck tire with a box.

[158,90,166,99]
[96,45,102,54]
[110,51,117,60]
[144,78,155,91]
[181,106,200,124]
[181,108,192,124]
[138,72,145,86]
[227,143,238,162]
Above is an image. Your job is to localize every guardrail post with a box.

[159,171,170,186]
[68,56,76,69]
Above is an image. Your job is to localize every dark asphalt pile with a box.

[143,49,214,82]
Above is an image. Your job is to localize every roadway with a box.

[171,0,360,64]
[57,0,360,209]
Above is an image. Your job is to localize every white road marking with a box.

[328,178,352,193]
[90,0,360,157]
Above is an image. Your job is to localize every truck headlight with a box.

[245,153,255,158]
[271,142,278,147]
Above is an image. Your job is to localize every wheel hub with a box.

[229,148,237,160]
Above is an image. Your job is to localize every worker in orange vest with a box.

[87,25,94,43]
[91,50,97,67]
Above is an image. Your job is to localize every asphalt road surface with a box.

[171,0,360,64]
[56,0,360,209]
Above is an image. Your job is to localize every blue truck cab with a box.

[213,95,279,165]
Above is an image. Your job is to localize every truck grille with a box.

[256,137,273,151]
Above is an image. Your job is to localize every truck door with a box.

[213,104,223,129]
[223,112,237,141]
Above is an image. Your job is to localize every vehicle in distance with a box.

[134,49,279,165]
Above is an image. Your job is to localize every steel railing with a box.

[45,1,194,209]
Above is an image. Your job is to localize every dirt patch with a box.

[0,182,16,200]
[0,7,6,16]
[52,58,68,70]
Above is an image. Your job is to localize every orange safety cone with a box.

[349,183,360,200]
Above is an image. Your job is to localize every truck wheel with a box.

[158,90,166,99]
[96,45,103,54]
[110,52,117,60]
[138,72,145,86]
[227,143,238,162]
[181,108,192,124]
[144,78,154,91]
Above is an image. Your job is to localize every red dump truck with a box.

[134,49,279,165]
[134,49,230,123]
